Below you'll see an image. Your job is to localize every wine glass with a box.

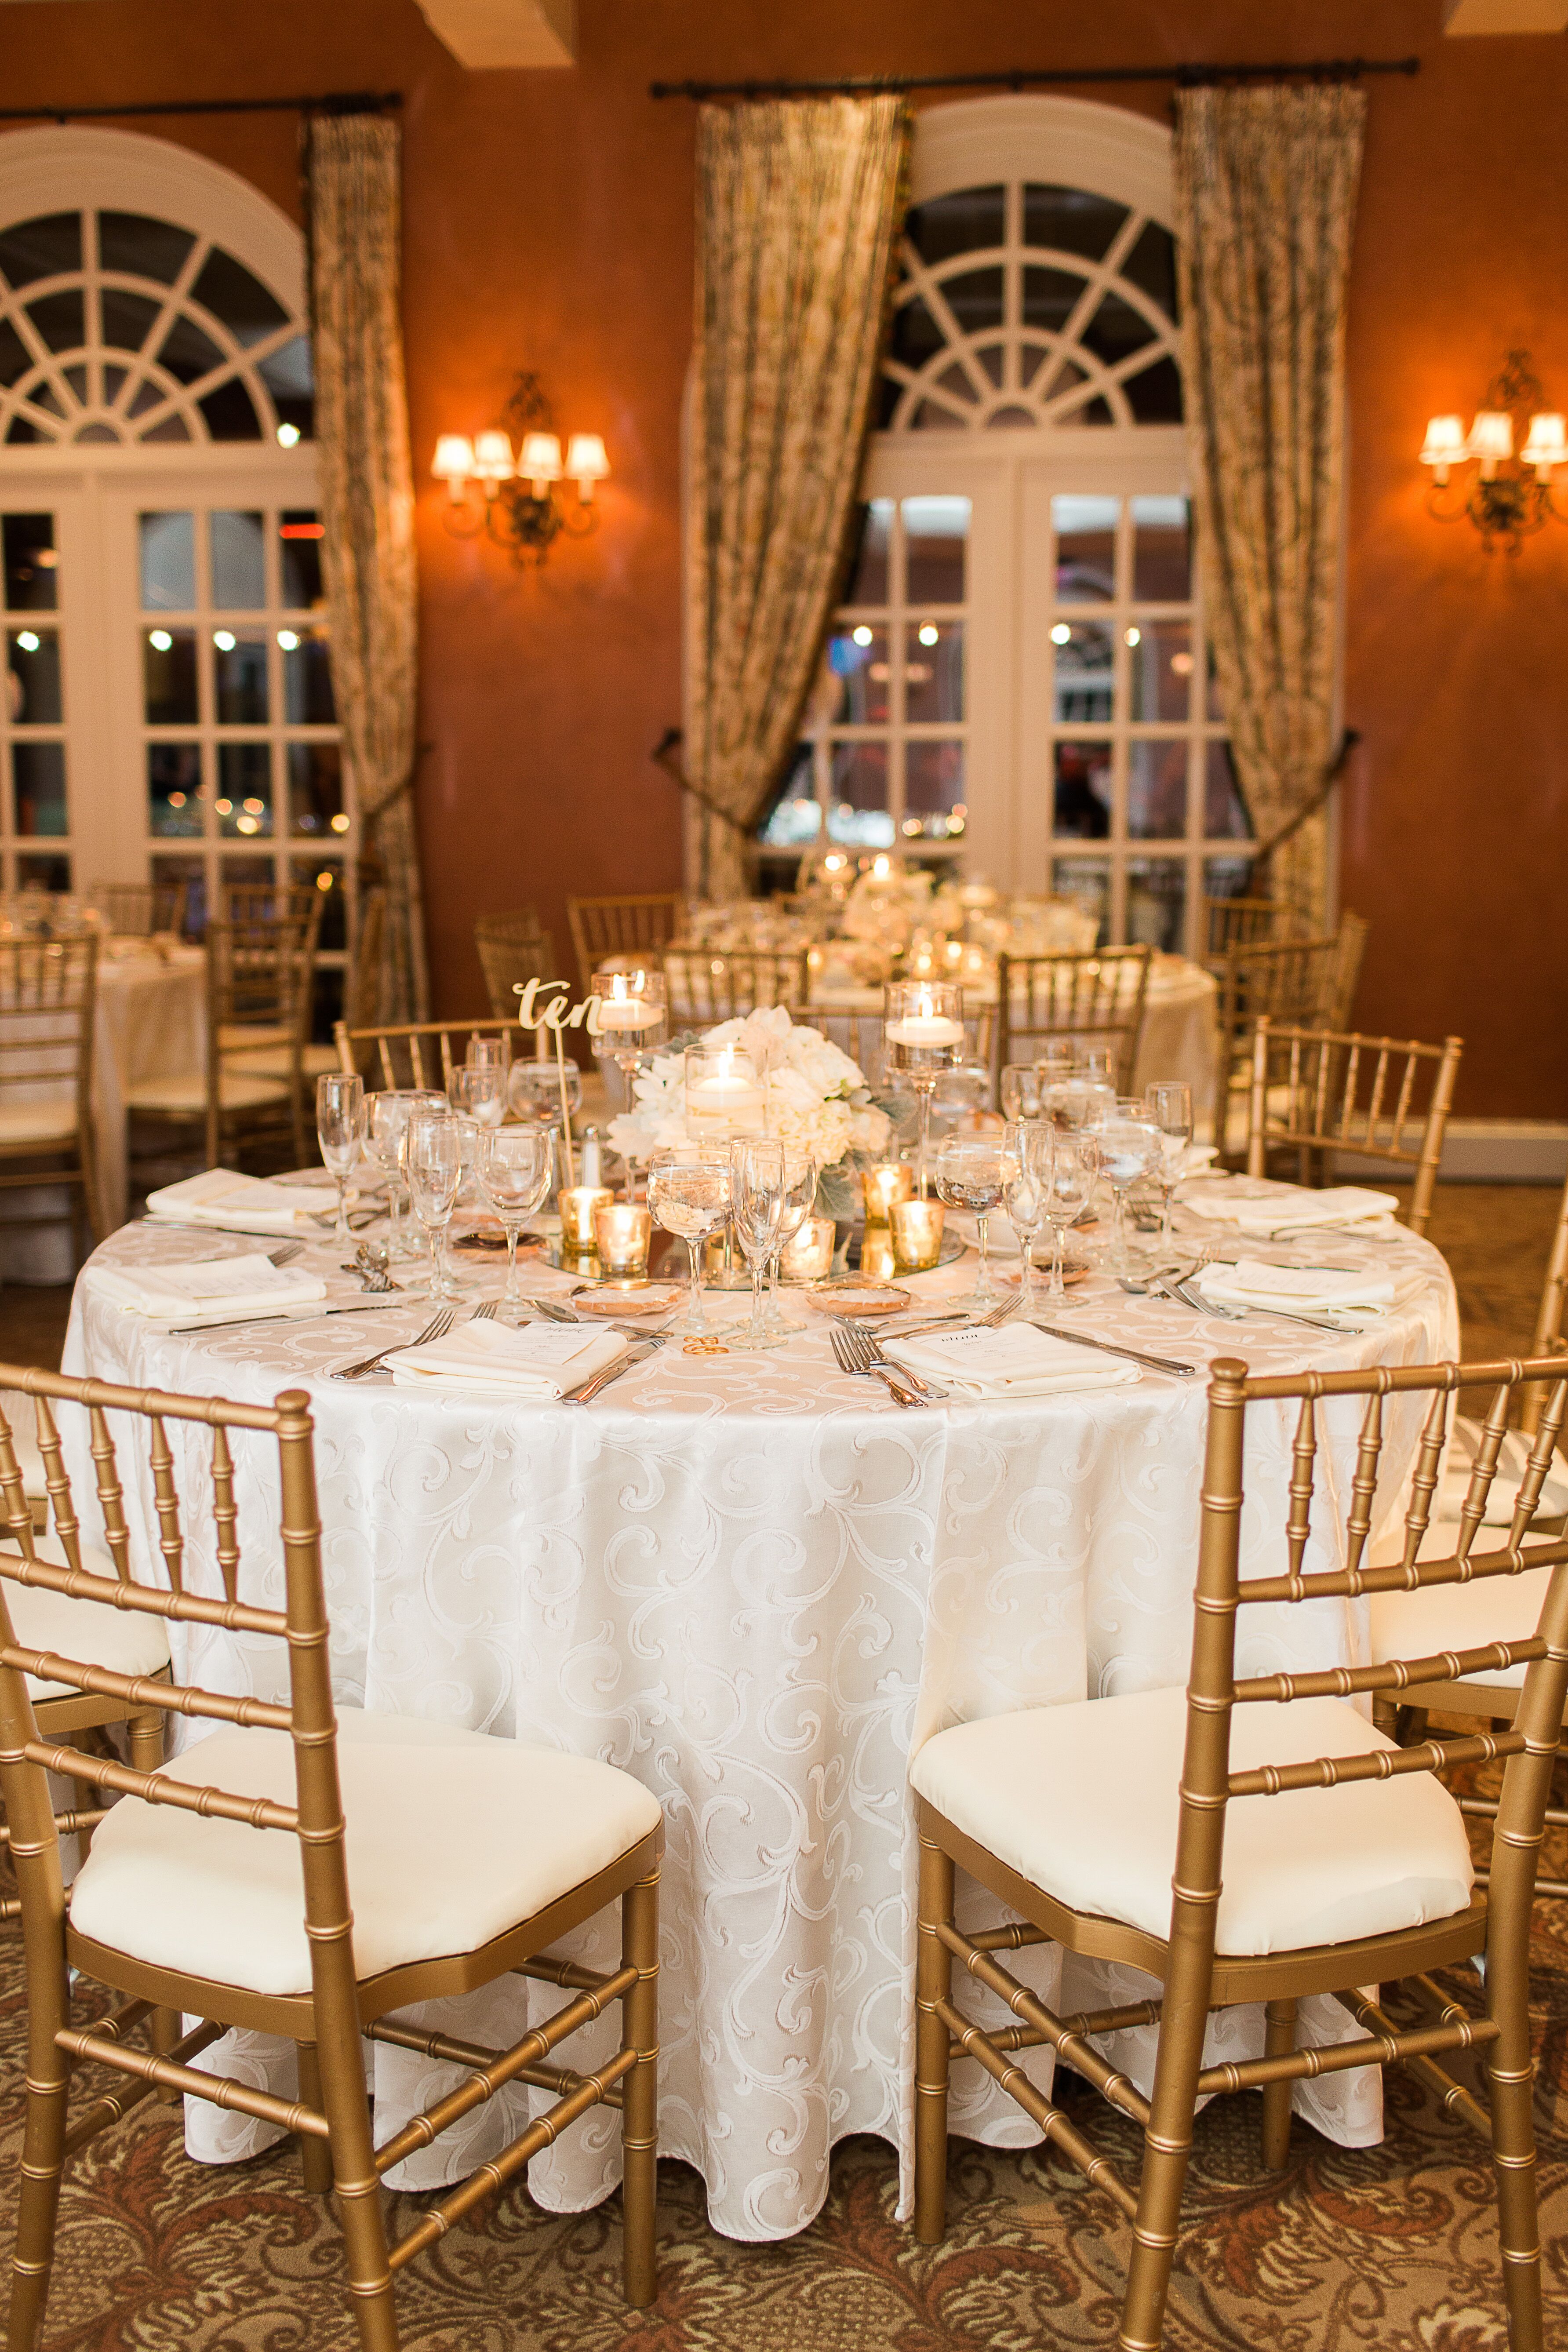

[1029,1125,1099,1300]
[999,1063,1046,1122]
[1144,1081,1193,1250]
[478,1126,554,1322]
[1001,1119,1047,1308]
[730,1139,788,1347]
[1034,1040,1074,1092]
[466,1034,507,1079]
[509,1056,582,1130]
[1096,1098,1161,1276]
[315,1071,364,1249]
[648,1144,733,1338]
[760,1148,817,1337]
[366,1088,444,1261]
[407,1107,463,1300]
[935,1136,1007,1311]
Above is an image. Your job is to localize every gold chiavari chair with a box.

[911,1351,1568,2352]
[1244,1017,1462,1239]
[0,1363,663,2350]
[993,945,1151,1093]
[128,913,319,1170]
[344,886,387,1034]
[334,1015,521,1092]
[474,911,557,1021]
[567,893,681,995]
[86,880,190,939]
[1211,932,1343,1154]
[222,881,323,929]
[1201,893,1280,967]
[662,946,809,1026]
[0,935,102,1259]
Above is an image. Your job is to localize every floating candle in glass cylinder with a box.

[559,1185,614,1252]
[779,1213,835,1281]
[891,1197,945,1271]
[883,980,964,1198]
[861,1161,915,1226]
[593,1200,652,1275]
[685,1043,766,1140]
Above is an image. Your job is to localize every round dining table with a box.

[57,1185,1458,2240]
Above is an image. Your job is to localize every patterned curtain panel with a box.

[687,97,910,900]
[1175,85,1366,932]
[307,114,429,1022]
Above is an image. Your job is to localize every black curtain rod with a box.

[650,57,1420,102]
[0,89,400,127]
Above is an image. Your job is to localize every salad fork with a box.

[828,1321,927,1408]
[831,1317,942,1399]
[334,1307,453,1380]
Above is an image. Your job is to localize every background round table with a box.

[59,1197,1456,2239]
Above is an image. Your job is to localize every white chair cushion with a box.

[126,1073,288,1114]
[1370,1566,1559,1691]
[0,1098,79,1146]
[910,1686,1473,1958]
[1,1535,171,1700]
[68,1709,662,1997]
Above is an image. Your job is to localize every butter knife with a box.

[1025,1319,1197,1378]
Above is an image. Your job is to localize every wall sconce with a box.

[433,371,609,567]
[1421,350,1565,555]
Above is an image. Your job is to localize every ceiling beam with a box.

[1444,1,1568,32]
[416,0,576,69]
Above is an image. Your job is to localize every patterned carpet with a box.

[0,1185,1563,2349]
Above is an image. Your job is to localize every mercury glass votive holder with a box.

[891,1198,946,1272]
[779,1213,836,1282]
[560,1185,615,1252]
[861,1161,915,1226]
[859,1229,899,1282]
[593,1201,651,1276]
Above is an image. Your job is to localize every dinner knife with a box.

[1023,1319,1198,1378]
[167,1299,414,1335]
[560,1341,659,1404]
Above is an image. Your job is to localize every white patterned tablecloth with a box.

[58,1197,1457,2239]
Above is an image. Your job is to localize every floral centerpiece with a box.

[607,1006,900,1218]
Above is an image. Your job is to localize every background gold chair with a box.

[1201,892,1281,968]
[1211,932,1344,1154]
[473,910,557,1019]
[911,1351,1568,2352]
[567,892,681,995]
[128,914,318,1171]
[86,881,190,939]
[0,1362,663,2351]
[334,1015,520,1092]
[1244,1017,1462,1238]
[222,881,324,930]
[0,934,102,1260]
[993,944,1152,1093]
[661,946,808,1025]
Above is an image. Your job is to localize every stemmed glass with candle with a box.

[1028,1124,1099,1300]
[591,965,666,1083]
[315,1071,364,1248]
[648,1143,733,1338]
[407,1106,463,1301]
[730,1138,788,1347]
[935,1135,1007,1311]
[1143,1081,1193,1250]
[1000,1119,1047,1308]
[684,1043,764,1289]
[883,979,964,1197]
[478,1126,554,1322]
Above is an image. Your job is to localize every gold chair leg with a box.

[1119,1965,1208,2352]
[914,1829,955,2245]
[7,1924,70,2351]
[620,1866,660,2308]
[296,2043,335,2194]
[315,2021,399,2351]
[1487,1933,1546,2350]
[1260,1999,1296,2171]
[125,1709,180,2096]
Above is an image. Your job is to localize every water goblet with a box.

[509,1056,582,1130]
[1030,1125,1099,1300]
[407,1107,463,1300]
[1144,1080,1193,1249]
[1001,1118,1048,1308]
[478,1126,554,1322]
[935,1136,1007,1310]
[648,1144,733,1338]
[1000,1063,1046,1122]
[730,1139,789,1348]
[760,1148,817,1336]
[315,1071,364,1249]
[1096,1098,1162,1276]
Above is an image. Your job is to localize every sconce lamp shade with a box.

[472,430,516,481]
[1419,414,1466,467]
[519,431,564,489]
[567,433,611,484]
[432,433,475,482]
[1467,409,1514,472]
[1521,411,1567,473]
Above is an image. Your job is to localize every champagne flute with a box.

[315,1071,364,1248]
[935,1136,1007,1310]
[407,1107,462,1301]
[1144,1081,1193,1250]
[1030,1125,1098,1300]
[478,1126,553,1322]
[730,1139,788,1348]
[1096,1098,1161,1277]
[761,1148,817,1336]
[1001,1119,1047,1308]
[648,1144,733,1338]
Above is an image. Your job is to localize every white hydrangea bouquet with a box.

[607,1006,898,1217]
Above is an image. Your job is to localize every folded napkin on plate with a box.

[1194,1256,1424,1329]
[145,1169,335,1235]
[87,1253,327,1320]
[385,1318,627,1402]
[1181,1181,1400,1238]
[1171,1143,1219,1181]
[882,1322,1139,1401]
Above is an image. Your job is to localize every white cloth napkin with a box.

[1193,1256,1424,1329]
[86,1253,327,1322]
[145,1169,334,1236]
[386,1318,628,1402]
[1171,1143,1219,1181]
[882,1322,1139,1401]
[1181,1180,1401,1238]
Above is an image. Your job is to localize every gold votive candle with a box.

[560,1185,614,1252]
[891,1198,945,1272]
[779,1213,836,1281]
[859,1229,899,1282]
[593,1201,651,1276]
[861,1161,915,1226]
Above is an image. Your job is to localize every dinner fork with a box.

[831,1318,942,1399]
[334,1307,453,1380]
[267,1242,304,1267]
[828,1321,927,1408]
